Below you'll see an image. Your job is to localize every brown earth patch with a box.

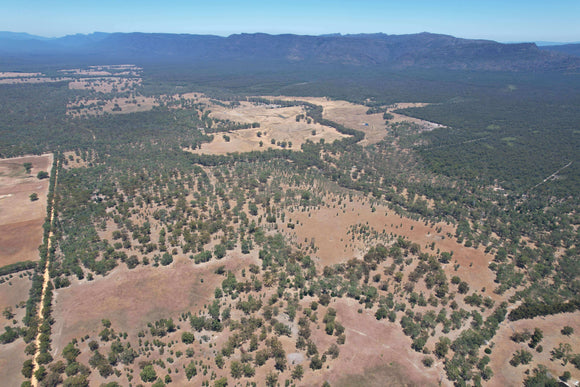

[0,154,52,266]
[284,195,497,300]
[67,96,157,117]
[0,77,72,85]
[189,101,348,155]
[0,275,32,312]
[0,275,32,386]
[68,77,141,93]
[0,72,43,78]
[0,219,45,266]
[265,96,445,145]
[306,298,446,386]
[0,340,27,387]
[51,250,259,355]
[490,311,580,387]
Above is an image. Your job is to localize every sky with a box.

[2,0,579,43]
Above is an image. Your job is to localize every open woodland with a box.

[0,55,579,387]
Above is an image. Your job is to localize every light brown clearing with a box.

[267,96,445,145]
[0,72,42,78]
[0,275,32,312]
[0,77,72,85]
[59,65,141,76]
[62,151,91,168]
[490,311,580,387]
[0,154,52,266]
[50,250,258,355]
[307,298,446,386]
[68,77,141,93]
[0,220,45,265]
[278,96,390,145]
[67,96,158,117]
[283,194,498,300]
[189,101,348,155]
[59,69,113,76]
[0,276,32,387]
[0,340,27,387]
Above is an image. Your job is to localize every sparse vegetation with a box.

[1,45,579,386]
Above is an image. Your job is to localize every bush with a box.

[181,332,195,344]
[140,365,157,382]
[509,349,533,366]
[160,253,173,266]
[185,361,197,380]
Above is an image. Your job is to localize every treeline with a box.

[0,261,37,276]
[508,299,580,321]
[245,97,365,144]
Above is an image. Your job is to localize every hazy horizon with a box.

[1,30,579,46]
[2,0,579,43]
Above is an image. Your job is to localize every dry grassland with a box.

[0,154,52,266]
[0,77,72,85]
[68,77,141,93]
[267,97,445,146]
[281,193,497,300]
[0,259,35,386]
[0,155,52,386]
[67,96,158,117]
[0,72,43,78]
[0,338,27,386]
[309,297,444,386]
[51,250,258,355]
[191,101,348,154]
[490,311,580,386]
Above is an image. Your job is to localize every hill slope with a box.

[541,43,580,57]
[1,32,578,71]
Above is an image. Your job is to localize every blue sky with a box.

[2,0,579,42]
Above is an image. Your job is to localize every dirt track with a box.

[30,160,57,387]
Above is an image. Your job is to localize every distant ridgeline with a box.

[0,31,579,71]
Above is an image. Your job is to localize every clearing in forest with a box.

[269,97,445,145]
[490,311,580,386]
[50,251,258,355]
[189,101,349,154]
[281,193,498,301]
[0,154,52,267]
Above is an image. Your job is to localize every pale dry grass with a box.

[68,77,141,93]
[0,72,43,78]
[266,96,444,145]
[490,311,580,387]
[0,77,71,85]
[0,154,52,266]
[67,96,158,117]
[188,100,348,154]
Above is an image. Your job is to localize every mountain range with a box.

[0,31,579,71]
